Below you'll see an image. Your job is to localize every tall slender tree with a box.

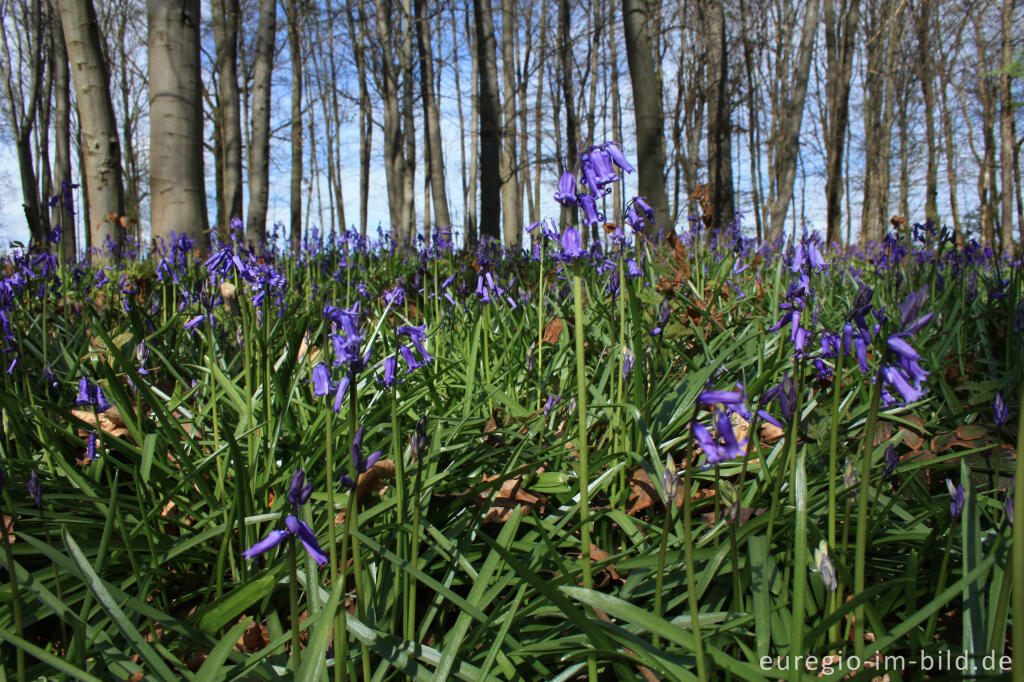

[823,0,859,246]
[415,0,451,230]
[474,0,502,241]
[58,0,125,261]
[212,0,243,239]
[246,0,275,246]
[148,0,208,249]
[622,0,669,235]
[286,0,303,250]
[50,0,75,259]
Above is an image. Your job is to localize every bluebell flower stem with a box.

[288,537,302,670]
[324,396,344,682]
[681,448,709,682]
[652,498,672,649]
[536,245,545,411]
[570,274,596,682]
[854,367,883,660]
[826,347,846,643]
[790,442,808,681]
[345,374,372,682]
[390,384,410,642]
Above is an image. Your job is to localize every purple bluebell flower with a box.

[398,344,427,373]
[603,141,635,174]
[843,457,857,493]
[699,386,746,408]
[382,286,405,307]
[377,356,398,387]
[284,515,328,566]
[814,541,837,592]
[559,226,584,261]
[287,470,313,507]
[946,479,964,519]
[543,393,561,416]
[76,377,111,412]
[312,363,333,397]
[85,432,98,462]
[716,410,746,460]
[693,422,723,465]
[241,529,289,561]
[554,171,577,206]
[136,343,150,375]
[622,347,636,378]
[882,445,898,480]
[341,425,382,488]
[27,470,41,507]
[577,194,603,227]
[331,375,351,414]
[993,392,1009,426]
[626,258,643,279]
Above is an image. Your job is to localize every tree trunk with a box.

[246,0,275,246]
[58,0,125,261]
[915,0,939,226]
[622,0,670,235]
[212,0,243,239]
[558,0,579,229]
[500,0,521,248]
[346,0,370,238]
[373,0,409,245]
[415,0,451,231]
[823,0,859,246]
[939,78,962,242]
[766,0,819,240]
[474,0,502,241]
[51,0,75,259]
[286,0,303,251]
[148,0,209,250]
[700,0,733,234]
[999,0,1015,256]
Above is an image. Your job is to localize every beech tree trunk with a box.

[823,0,859,246]
[415,0,451,230]
[51,0,75,259]
[346,0,371,238]
[58,0,125,261]
[373,0,410,245]
[212,0,243,240]
[558,0,578,229]
[701,0,733,234]
[999,0,1015,256]
[915,0,939,226]
[766,0,819,240]
[474,0,502,241]
[148,0,209,250]
[286,0,303,251]
[622,0,669,235]
[500,0,521,249]
[246,0,275,246]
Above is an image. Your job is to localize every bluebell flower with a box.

[288,470,313,507]
[554,171,577,206]
[626,258,643,279]
[312,363,334,397]
[603,141,635,174]
[813,540,837,592]
[377,356,398,387]
[577,194,603,227]
[76,377,111,412]
[543,393,561,415]
[559,226,584,261]
[340,426,382,488]
[622,347,636,378]
[946,479,964,519]
[993,392,1008,426]
[85,432,98,462]
[28,470,41,507]
[882,445,898,480]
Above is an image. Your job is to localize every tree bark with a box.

[415,0,451,231]
[58,0,125,261]
[622,0,669,235]
[558,0,579,229]
[51,0,75,259]
[766,0,819,241]
[246,0,275,246]
[999,0,1015,256]
[148,0,209,250]
[399,0,416,245]
[474,0,502,241]
[915,0,939,226]
[823,0,859,246]
[346,0,370,238]
[500,0,521,248]
[373,0,409,245]
[286,0,303,251]
[212,0,243,240]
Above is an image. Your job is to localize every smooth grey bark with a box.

[823,0,859,246]
[345,0,370,237]
[558,0,578,228]
[415,0,451,230]
[999,0,1015,256]
[915,0,939,226]
[766,0,819,241]
[399,0,416,245]
[148,0,208,250]
[51,0,75,259]
[373,0,410,245]
[622,0,669,235]
[500,0,521,248]
[212,0,243,239]
[246,0,275,246]
[59,0,125,261]
[473,0,502,241]
[698,0,732,233]
[286,0,303,250]
[975,14,998,247]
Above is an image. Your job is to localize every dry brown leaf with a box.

[588,543,623,589]
[542,318,563,344]
[71,408,130,438]
[480,474,545,523]
[239,620,268,652]
[0,515,14,544]
[220,281,241,315]
[760,421,785,443]
[626,469,659,516]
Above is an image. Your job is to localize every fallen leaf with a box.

[542,318,563,344]
[480,474,545,523]
[71,408,130,438]
[0,515,14,544]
